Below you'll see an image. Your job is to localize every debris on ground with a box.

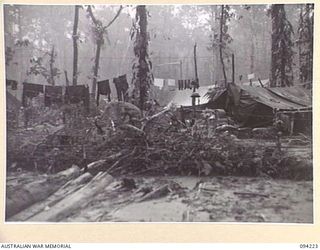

[6,101,313,222]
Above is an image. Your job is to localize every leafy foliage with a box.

[27,49,61,85]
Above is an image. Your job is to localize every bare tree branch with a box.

[86,5,99,26]
[105,6,124,29]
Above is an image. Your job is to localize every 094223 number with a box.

[300,244,319,249]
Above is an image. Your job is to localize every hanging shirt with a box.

[113,74,129,102]
[65,85,90,111]
[44,85,63,107]
[113,77,122,101]
[177,80,181,90]
[22,82,44,107]
[167,79,176,91]
[167,79,176,87]
[83,85,90,112]
[187,79,191,89]
[65,85,85,104]
[97,80,111,106]
[6,79,18,90]
[191,79,199,89]
[154,78,164,89]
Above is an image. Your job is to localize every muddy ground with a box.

[63,176,312,223]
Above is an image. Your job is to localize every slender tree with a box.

[49,45,56,85]
[86,5,123,96]
[270,4,294,87]
[131,5,153,111]
[72,5,80,85]
[208,5,233,87]
[298,3,313,88]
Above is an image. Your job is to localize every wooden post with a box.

[290,113,294,135]
[193,43,198,92]
[258,78,264,87]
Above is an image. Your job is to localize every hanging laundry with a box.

[83,85,90,112]
[178,80,183,90]
[167,79,176,87]
[181,80,185,89]
[65,85,85,104]
[191,79,200,89]
[97,80,111,106]
[114,74,129,102]
[6,79,18,90]
[187,79,191,89]
[167,79,176,91]
[22,82,44,107]
[44,85,63,107]
[113,77,122,101]
[65,85,90,111]
[154,78,164,89]
[119,74,129,102]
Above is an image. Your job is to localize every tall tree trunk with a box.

[249,11,255,75]
[72,5,80,86]
[49,45,55,86]
[298,4,314,88]
[92,42,101,96]
[250,39,255,74]
[17,6,24,84]
[132,5,152,111]
[87,5,122,97]
[219,5,227,87]
[270,4,294,87]
[210,5,221,84]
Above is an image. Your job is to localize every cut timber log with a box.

[6,165,80,219]
[86,151,126,174]
[9,172,93,221]
[137,184,170,202]
[28,172,114,222]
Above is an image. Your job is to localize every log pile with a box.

[6,165,81,219]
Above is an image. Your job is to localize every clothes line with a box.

[22,82,90,111]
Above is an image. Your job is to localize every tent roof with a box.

[241,79,270,87]
[168,86,214,107]
[236,84,312,110]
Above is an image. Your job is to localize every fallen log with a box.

[9,172,93,221]
[107,147,138,174]
[28,172,113,222]
[233,191,270,198]
[6,165,80,219]
[141,106,172,131]
[86,151,126,174]
[137,184,170,202]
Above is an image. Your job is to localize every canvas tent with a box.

[227,83,312,134]
[168,85,227,109]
